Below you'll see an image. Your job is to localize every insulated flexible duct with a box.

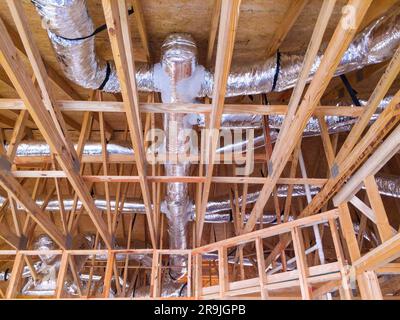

[199,8,400,97]
[157,34,199,279]
[10,95,392,159]
[1,174,398,223]
[32,1,400,98]
[32,0,155,92]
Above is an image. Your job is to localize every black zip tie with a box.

[54,7,135,42]
[179,283,187,297]
[98,61,111,90]
[271,50,281,92]
[340,74,362,106]
[4,268,9,281]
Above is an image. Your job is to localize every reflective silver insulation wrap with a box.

[363,174,400,199]
[33,1,400,98]
[1,171,398,224]
[158,34,199,279]
[196,96,392,130]
[18,235,136,297]
[215,96,393,156]
[20,235,92,296]
[32,0,156,93]
[10,91,387,158]
[13,140,134,157]
[198,9,400,97]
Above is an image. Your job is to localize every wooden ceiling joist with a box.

[242,0,373,234]
[0,0,399,301]
[0,98,366,117]
[197,0,241,244]
[0,8,113,248]
[102,0,157,248]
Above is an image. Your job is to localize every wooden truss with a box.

[0,0,399,299]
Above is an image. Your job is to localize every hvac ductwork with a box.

[33,1,400,98]
[31,0,154,93]
[199,8,400,97]
[30,0,400,297]
[1,174,398,223]
[157,34,199,279]
[195,96,392,130]
[9,95,393,159]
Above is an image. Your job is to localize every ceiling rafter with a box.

[0,3,113,248]
[242,0,373,235]
[265,0,309,58]
[196,0,241,244]
[102,0,157,248]
[0,98,366,116]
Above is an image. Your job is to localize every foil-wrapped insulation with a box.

[20,234,92,297]
[33,0,400,98]
[10,96,392,159]
[31,0,156,93]
[196,96,392,130]
[1,173,399,219]
[363,174,400,199]
[13,140,135,157]
[214,97,392,155]
[159,33,199,279]
[199,9,400,97]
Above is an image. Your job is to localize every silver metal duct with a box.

[2,173,399,221]
[196,97,392,130]
[20,234,92,297]
[32,0,155,93]
[10,96,392,159]
[211,96,392,155]
[366,174,400,199]
[199,8,400,97]
[158,34,199,279]
[33,1,400,99]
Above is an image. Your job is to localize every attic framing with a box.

[0,0,399,300]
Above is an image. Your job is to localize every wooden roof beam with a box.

[196,0,241,244]
[0,99,366,117]
[0,155,67,249]
[265,0,308,58]
[243,0,359,234]
[1,16,113,138]
[0,5,113,248]
[206,0,222,68]
[132,0,152,63]
[265,91,400,268]
[102,0,157,248]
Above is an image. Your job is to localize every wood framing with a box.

[0,0,399,301]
